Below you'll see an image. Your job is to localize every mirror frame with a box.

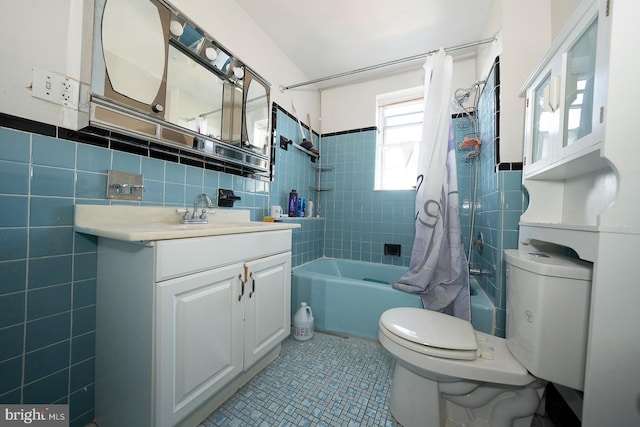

[242,69,271,152]
[101,0,170,117]
[89,0,273,180]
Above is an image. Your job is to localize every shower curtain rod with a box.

[280,34,497,92]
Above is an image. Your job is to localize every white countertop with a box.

[74,205,300,241]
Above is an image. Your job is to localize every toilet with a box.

[379,250,592,427]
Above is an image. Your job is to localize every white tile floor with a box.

[198,332,556,427]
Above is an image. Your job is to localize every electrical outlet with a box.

[31,67,80,109]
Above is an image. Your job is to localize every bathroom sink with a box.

[164,221,276,230]
[74,205,300,241]
[133,222,273,231]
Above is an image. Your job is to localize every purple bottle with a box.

[288,190,298,217]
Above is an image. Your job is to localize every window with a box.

[375,88,424,190]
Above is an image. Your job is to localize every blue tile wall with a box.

[454,114,480,254]
[287,218,325,266]
[317,117,476,269]
[319,130,415,266]
[271,108,318,210]
[470,59,526,338]
[272,106,325,266]
[0,124,271,426]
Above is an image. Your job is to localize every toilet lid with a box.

[380,308,478,360]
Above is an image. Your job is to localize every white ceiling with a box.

[235,0,494,89]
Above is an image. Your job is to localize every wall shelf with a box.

[279,135,318,162]
[293,141,319,162]
[519,222,599,262]
[278,216,324,221]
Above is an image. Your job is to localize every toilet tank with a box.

[504,250,592,390]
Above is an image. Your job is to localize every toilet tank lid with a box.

[380,307,478,351]
[504,250,592,280]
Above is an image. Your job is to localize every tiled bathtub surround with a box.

[319,129,415,266]
[288,217,325,267]
[271,106,318,208]
[315,58,526,337]
[271,105,326,266]
[471,58,526,338]
[317,115,491,269]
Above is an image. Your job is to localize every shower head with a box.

[452,89,470,110]
[452,81,486,112]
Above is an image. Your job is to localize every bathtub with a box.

[291,258,495,341]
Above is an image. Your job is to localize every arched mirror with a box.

[101,0,168,114]
[242,70,270,154]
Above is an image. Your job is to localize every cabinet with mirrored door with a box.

[90,0,272,178]
[522,0,609,180]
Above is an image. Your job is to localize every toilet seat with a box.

[379,308,535,386]
[380,307,478,360]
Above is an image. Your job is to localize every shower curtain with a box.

[392,49,470,320]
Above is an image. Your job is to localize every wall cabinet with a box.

[522,0,609,180]
[519,1,640,426]
[520,0,615,228]
[95,230,292,427]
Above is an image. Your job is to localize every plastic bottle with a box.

[288,190,298,217]
[306,200,314,217]
[298,197,306,217]
[293,302,314,341]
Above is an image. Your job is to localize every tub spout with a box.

[469,267,493,277]
[469,267,483,276]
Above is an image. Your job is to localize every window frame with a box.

[375,86,424,191]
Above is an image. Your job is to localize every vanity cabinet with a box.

[155,264,243,426]
[242,253,292,367]
[522,0,609,180]
[95,230,292,427]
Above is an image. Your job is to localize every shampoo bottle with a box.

[288,190,298,217]
[306,200,314,217]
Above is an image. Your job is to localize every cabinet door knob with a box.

[249,273,255,298]
[238,273,244,301]
[152,103,164,113]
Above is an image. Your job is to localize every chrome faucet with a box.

[182,193,213,224]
